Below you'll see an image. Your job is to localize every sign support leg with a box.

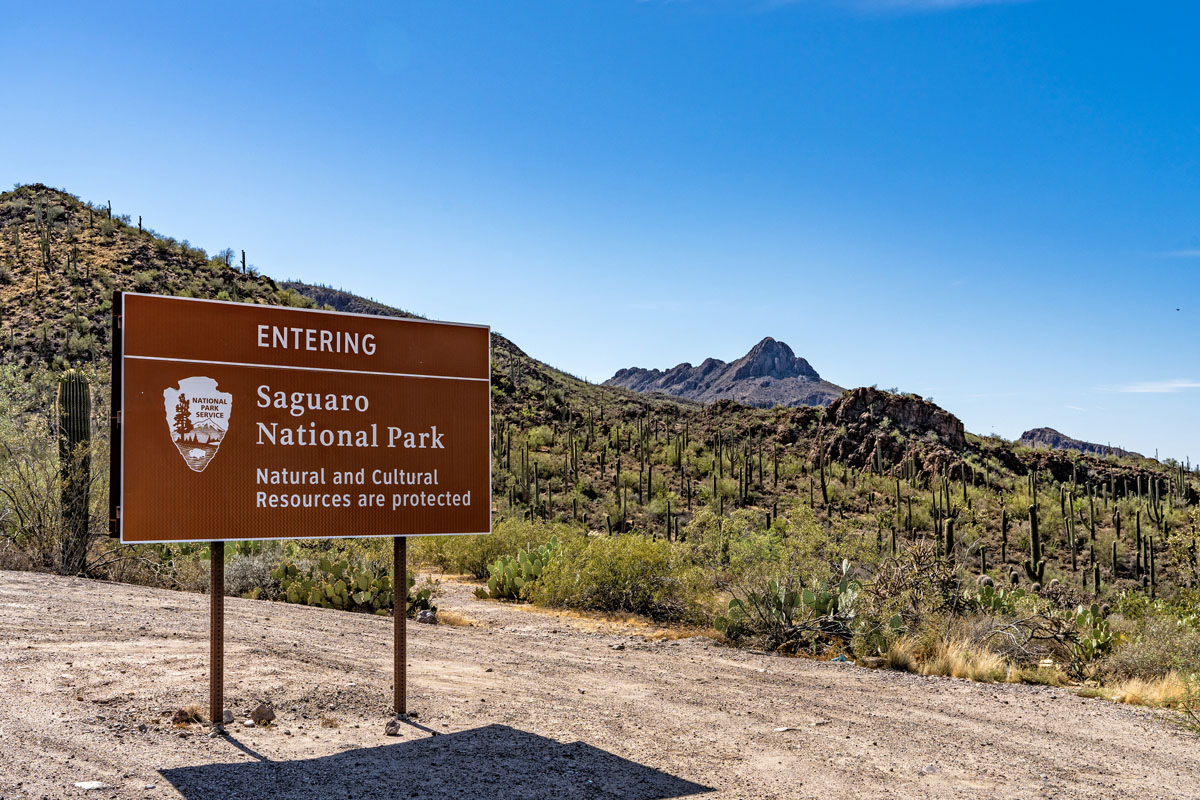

[394,535,407,717]
[210,541,224,730]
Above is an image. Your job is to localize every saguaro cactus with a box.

[1149,536,1157,598]
[57,370,92,575]
[1023,504,1045,584]
[1001,508,1008,563]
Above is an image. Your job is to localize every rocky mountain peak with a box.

[603,338,841,408]
[1017,427,1140,459]
[730,337,820,382]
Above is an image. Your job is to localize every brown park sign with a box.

[111,293,491,543]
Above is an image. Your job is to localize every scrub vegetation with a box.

[2,183,1200,725]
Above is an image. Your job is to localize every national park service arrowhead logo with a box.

[163,377,232,473]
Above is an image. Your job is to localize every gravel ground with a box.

[0,568,1197,800]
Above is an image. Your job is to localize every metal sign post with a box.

[210,542,224,728]
[394,536,407,717]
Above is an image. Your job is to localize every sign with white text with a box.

[112,293,491,543]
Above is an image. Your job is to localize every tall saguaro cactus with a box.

[1001,508,1008,563]
[1023,504,1045,584]
[57,370,92,575]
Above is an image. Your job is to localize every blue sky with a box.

[3,0,1198,461]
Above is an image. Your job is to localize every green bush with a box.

[410,518,566,579]
[526,425,555,449]
[1100,615,1200,681]
[132,270,157,291]
[531,534,706,621]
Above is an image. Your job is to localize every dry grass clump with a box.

[1075,672,1193,711]
[1109,672,1190,708]
[883,636,917,672]
[882,633,1069,686]
[319,716,340,728]
[1012,665,1069,686]
[436,610,474,627]
[918,639,1008,682]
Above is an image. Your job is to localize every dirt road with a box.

[0,569,1195,799]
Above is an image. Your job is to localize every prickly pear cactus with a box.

[1072,602,1112,664]
[476,538,560,600]
[273,558,396,614]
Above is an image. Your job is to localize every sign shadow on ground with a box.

[160,723,713,800]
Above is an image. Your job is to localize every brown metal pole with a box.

[108,291,122,539]
[210,542,224,729]
[394,535,407,716]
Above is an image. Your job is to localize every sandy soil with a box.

[0,568,1196,800]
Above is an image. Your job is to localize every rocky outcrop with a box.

[604,338,843,408]
[1017,428,1140,459]
[815,387,967,470]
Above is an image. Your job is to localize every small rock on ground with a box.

[250,703,275,724]
[171,708,199,725]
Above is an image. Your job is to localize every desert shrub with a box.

[679,507,756,575]
[864,540,964,626]
[525,425,554,449]
[1106,672,1191,708]
[1099,615,1200,681]
[409,518,567,579]
[66,333,93,358]
[532,534,706,621]
[0,538,33,570]
[0,413,61,570]
[683,501,851,581]
[132,270,157,291]
[0,366,71,571]
[883,635,917,671]
[224,544,284,599]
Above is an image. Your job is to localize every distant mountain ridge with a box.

[604,337,844,408]
[281,282,421,320]
[1017,427,1141,459]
